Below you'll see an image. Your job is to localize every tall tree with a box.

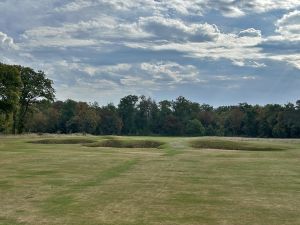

[16,67,55,133]
[118,95,138,134]
[135,96,156,135]
[0,63,21,133]
[158,100,172,134]
[67,102,99,134]
[58,99,77,133]
[99,103,123,135]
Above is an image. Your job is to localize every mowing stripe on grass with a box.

[41,159,139,216]
[0,217,25,225]
[71,159,138,189]
[163,148,182,156]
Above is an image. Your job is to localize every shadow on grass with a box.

[28,138,96,144]
[190,139,286,151]
[84,139,165,149]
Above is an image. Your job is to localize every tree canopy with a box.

[0,63,55,133]
[0,63,21,133]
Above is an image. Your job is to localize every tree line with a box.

[1,63,300,137]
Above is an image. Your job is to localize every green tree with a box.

[16,67,55,133]
[186,119,205,136]
[162,115,183,135]
[118,95,138,134]
[0,63,21,133]
[158,100,173,134]
[224,107,244,136]
[99,103,123,135]
[173,96,192,133]
[67,102,99,134]
[240,103,259,137]
[24,100,58,133]
[58,99,77,133]
[135,96,157,135]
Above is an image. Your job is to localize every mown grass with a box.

[0,135,299,225]
[190,138,287,151]
[41,159,139,216]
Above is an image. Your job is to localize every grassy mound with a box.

[190,139,286,151]
[85,139,164,149]
[29,138,96,144]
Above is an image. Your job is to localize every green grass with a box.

[0,135,300,225]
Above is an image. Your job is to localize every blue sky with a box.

[0,0,299,106]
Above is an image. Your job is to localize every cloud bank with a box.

[0,0,299,105]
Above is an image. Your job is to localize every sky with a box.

[0,0,300,106]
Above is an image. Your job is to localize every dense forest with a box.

[1,62,300,138]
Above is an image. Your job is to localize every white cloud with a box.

[269,54,300,69]
[0,31,17,49]
[139,17,220,42]
[276,10,300,41]
[245,1,300,13]
[140,61,203,84]
[54,0,203,15]
[208,0,300,17]
[22,15,222,49]
[82,64,132,76]
[54,61,132,77]
[214,75,257,81]
[44,60,203,92]
[253,10,300,70]
[53,0,300,20]
[79,79,120,90]
[120,76,156,88]
[21,17,151,48]
[239,28,262,38]
[219,5,245,18]
[127,26,264,65]
[54,0,93,12]
[232,60,266,68]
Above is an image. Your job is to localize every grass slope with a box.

[0,135,299,225]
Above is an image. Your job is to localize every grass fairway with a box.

[0,135,300,225]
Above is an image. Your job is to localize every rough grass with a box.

[28,138,97,144]
[85,139,165,148]
[0,136,300,225]
[190,139,286,151]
